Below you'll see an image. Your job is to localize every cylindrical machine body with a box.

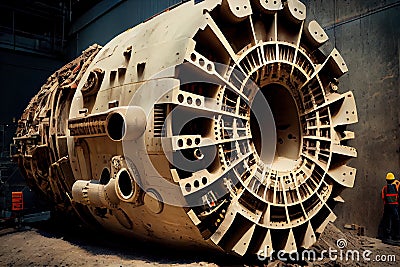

[13,0,358,256]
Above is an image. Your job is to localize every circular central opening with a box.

[251,83,302,171]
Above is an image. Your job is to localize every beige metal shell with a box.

[13,0,358,257]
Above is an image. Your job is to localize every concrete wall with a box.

[304,0,400,236]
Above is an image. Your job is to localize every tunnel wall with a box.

[303,0,400,236]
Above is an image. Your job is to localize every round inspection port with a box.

[144,189,163,214]
[107,112,126,141]
[100,168,111,185]
[116,169,134,200]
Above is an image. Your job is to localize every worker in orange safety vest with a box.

[381,172,400,242]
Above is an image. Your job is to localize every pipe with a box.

[72,179,119,209]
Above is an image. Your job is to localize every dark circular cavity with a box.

[187,138,193,146]
[100,168,111,185]
[107,112,125,141]
[178,94,184,103]
[118,169,133,198]
[178,139,184,147]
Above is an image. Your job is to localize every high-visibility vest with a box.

[382,184,399,205]
[394,180,400,191]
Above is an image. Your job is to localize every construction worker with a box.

[394,175,400,238]
[381,172,400,243]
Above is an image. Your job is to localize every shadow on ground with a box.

[28,214,258,266]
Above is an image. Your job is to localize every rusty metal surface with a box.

[13,0,358,257]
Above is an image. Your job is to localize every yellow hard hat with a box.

[386,172,395,180]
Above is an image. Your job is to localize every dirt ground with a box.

[0,218,240,267]
[1,220,400,267]
[304,223,400,267]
